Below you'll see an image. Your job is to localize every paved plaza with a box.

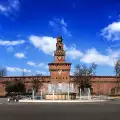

[0,99,120,120]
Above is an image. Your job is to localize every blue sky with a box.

[0,0,120,76]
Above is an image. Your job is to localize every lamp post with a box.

[40,88,42,100]
[68,75,70,100]
[32,88,35,100]
[80,88,81,100]
[52,84,54,100]
[88,88,91,100]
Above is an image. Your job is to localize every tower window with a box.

[56,77,57,79]
[66,77,67,79]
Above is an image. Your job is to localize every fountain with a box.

[79,88,91,100]
[44,83,76,100]
[88,88,91,100]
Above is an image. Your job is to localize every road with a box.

[0,100,120,120]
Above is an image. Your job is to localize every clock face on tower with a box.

[57,56,62,61]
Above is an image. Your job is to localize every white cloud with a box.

[29,35,56,55]
[107,48,120,58]
[27,61,48,69]
[70,71,74,75]
[25,46,30,50]
[70,65,75,75]
[62,26,71,37]
[60,19,67,26]
[0,40,25,46]
[101,21,120,41]
[38,63,48,69]
[110,43,120,48]
[80,48,120,66]
[36,71,49,75]
[15,52,26,59]
[7,66,31,73]
[27,61,36,67]
[0,4,7,12]
[23,69,31,73]
[10,0,20,11]
[6,46,14,52]
[49,18,71,36]
[49,20,57,27]
[66,45,83,60]
[0,0,20,17]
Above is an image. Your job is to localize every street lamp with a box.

[68,74,70,100]
[32,88,35,100]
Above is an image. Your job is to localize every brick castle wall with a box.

[0,76,118,96]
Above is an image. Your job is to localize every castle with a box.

[0,36,118,96]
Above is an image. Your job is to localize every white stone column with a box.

[88,88,91,100]
[71,83,74,92]
[62,83,63,93]
[68,83,70,100]
[40,89,42,99]
[80,88,81,100]
[52,84,54,100]
[32,89,35,100]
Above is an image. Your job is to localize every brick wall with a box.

[0,76,119,95]
[0,83,5,96]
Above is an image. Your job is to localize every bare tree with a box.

[32,74,44,93]
[113,60,120,94]
[0,68,7,77]
[0,68,7,80]
[73,63,97,93]
[115,60,120,87]
[110,60,120,96]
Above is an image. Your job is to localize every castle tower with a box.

[48,36,71,83]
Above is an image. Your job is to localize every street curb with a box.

[19,99,108,103]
